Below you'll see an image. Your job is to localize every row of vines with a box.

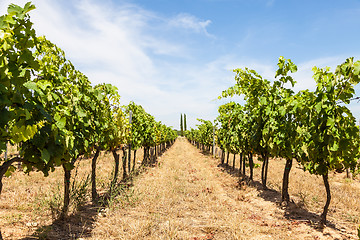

[186,56,360,227]
[0,3,177,238]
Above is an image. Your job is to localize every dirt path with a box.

[88,138,356,239]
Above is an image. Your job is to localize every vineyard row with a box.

[186,56,360,227]
[0,3,177,238]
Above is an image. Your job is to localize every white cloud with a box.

[169,13,213,37]
[2,1,360,129]
[0,0,218,128]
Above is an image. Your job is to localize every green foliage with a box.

[186,119,214,148]
[0,2,176,223]
[216,55,360,178]
[213,55,360,224]
[0,2,132,177]
[295,59,360,176]
[125,102,176,149]
[216,102,245,154]
[266,57,298,161]
[0,1,41,158]
[127,102,146,149]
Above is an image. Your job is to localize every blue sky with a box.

[1,0,360,129]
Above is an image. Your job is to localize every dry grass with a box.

[261,157,360,226]
[0,148,144,239]
[89,138,266,239]
[88,138,357,239]
[217,150,360,238]
[217,148,360,224]
[1,139,359,239]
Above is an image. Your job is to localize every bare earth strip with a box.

[89,137,355,240]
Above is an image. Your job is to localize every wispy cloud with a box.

[2,0,360,128]
[266,0,275,7]
[169,13,213,37]
[0,0,217,127]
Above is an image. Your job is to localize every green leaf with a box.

[23,81,38,91]
[7,4,23,15]
[77,109,87,118]
[23,2,36,14]
[315,102,322,113]
[329,141,339,152]
[37,80,52,91]
[24,109,31,120]
[290,64,297,73]
[3,15,16,24]
[353,61,360,77]
[41,149,50,164]
[0,16,7,29]
[301,144,308,156]
[2,39,12,51]
[279,106,286,116]
[326,118,335,127]
[24,125,37,139]
[56,117,66,130]
[19,50,34,64]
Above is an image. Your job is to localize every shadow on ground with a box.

[206,152,347,237]
[20,168,147,239]
[20,202,100,240]
[18,144,175,240]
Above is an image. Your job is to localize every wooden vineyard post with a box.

[128,110,133,174]
[212,126,215,158]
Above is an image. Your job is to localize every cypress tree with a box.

[180,113,183,136]
[184,114,187,131]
